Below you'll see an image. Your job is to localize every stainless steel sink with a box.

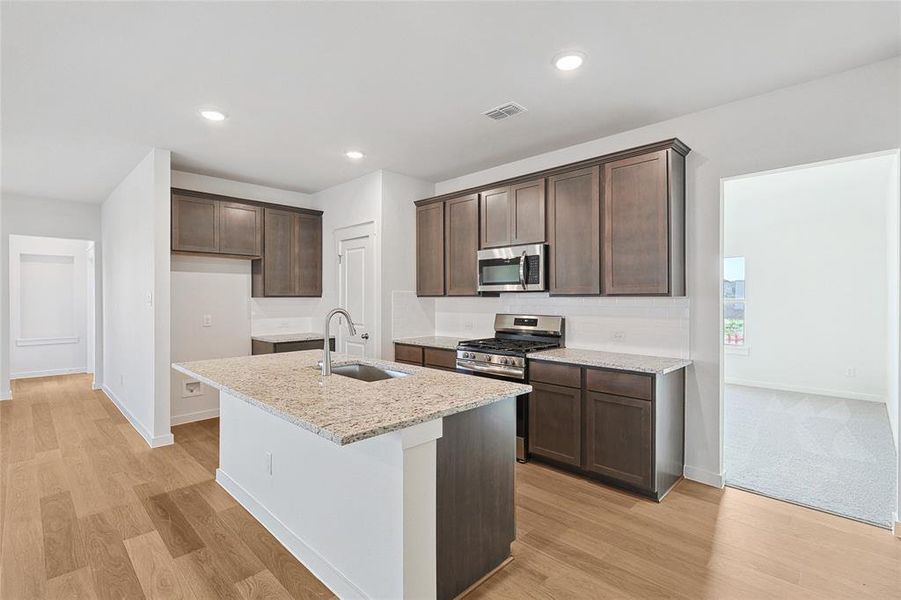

[330,363,410,382]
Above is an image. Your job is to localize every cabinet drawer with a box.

[586,369,652,401]
[395,344,424,365]
[529,361,581,388]
[424,348,456,370]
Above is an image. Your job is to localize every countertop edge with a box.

[172,362,530,445]
[392,336,463,350]
[527,352,693,375]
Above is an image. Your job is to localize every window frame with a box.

[723,256,749,355]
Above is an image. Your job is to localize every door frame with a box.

[718,149,901,513]
[333,221,380,358]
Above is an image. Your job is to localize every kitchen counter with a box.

[251,331,333,344]
[528,347,692,375]
[393,335,465,350]
[172,349,525,598]
[173,350,529,445]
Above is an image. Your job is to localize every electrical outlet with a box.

[265,451,273,475]
[202,314,213,327]
[612,331,626,342]
[182,380,203,398]
[463,319,473,331]
[846,368,857,378]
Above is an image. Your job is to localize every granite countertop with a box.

[252,332,335,344]
[528,348,692,375]
[393,336,466,350]
[173,351,530,445]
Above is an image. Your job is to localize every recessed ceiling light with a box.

[553,52,585,71]
[345,150,365,160]
[199,108,227,121]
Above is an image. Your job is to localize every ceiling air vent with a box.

[483,102,527,121]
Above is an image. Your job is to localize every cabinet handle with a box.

[361,333,370,340]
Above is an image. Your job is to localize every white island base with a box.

[215,390,516,599]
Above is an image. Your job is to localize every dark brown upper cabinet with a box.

[218,201,262,256]
[172,190,262,258]
[602,149,685,296]
[413,139,688,298]
[479,178,546,249]
[547,166,600,295]
[416,202,445,296]
[172,193,219,253]
[444,194,479,296]
[252,207,322,297]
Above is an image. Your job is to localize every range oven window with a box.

[479,258,522,286]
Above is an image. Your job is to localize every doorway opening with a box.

[8,235,98,384]
[720,150,900,529]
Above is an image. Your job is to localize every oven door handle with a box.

[456,359,523,379]
[519,251,527,289]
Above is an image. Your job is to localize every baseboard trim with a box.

[683,465,724,488]
[895,522,901,539]
[725,378,883,403]
[215,468,366,599]
[171,408,220,426]
[100,385,174,448]
[0,389,10,401]
[11,367,86,379]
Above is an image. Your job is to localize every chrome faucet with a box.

[321,308,357,376]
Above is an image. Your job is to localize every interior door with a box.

[337,224,376,358]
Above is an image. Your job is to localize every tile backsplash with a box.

[394,292,690,359]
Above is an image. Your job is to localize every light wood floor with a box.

[2,375,899,599]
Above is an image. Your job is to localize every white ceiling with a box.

[2,1,899,203]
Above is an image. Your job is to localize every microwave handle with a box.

[519,251,527,289]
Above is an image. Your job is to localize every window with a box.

[723,257,746,349]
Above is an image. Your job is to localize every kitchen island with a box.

[173,350,530,600]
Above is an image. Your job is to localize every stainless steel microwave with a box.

[477,243,547,292]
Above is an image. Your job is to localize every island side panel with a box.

[217,390,429,599]
[436,396,516,600]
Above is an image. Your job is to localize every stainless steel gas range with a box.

[456,314,565,461]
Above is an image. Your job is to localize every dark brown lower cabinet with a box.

[528,382,581,466]
[251,338,334,355]
[393,343,456,371]
[584,392,652,489]
[528,360,685,501]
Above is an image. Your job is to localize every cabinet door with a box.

[263,208,297,296]
[479,186,510,248]
[218,201,262,256]
[416,203,445,296]
[547,166,600,295]
[172,193,219,253]
[603,150,670,295]
[510,179,546,245]
[584,392,652,489]
[444,194,479,296]
[528,382,581,466]
[295,213,322,296]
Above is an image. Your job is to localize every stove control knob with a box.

[463,352,471,359]
[500,358,509,365]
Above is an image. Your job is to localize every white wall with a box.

[9,235,92,378]
[724,153,895,403]
[380,171,435,359]
[0,194,103,398]
[102,148,172,447]
[432,57,901,487]
[170,255,251,424]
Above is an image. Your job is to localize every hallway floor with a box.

[725,384,898,528]
[2,375,899,599]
